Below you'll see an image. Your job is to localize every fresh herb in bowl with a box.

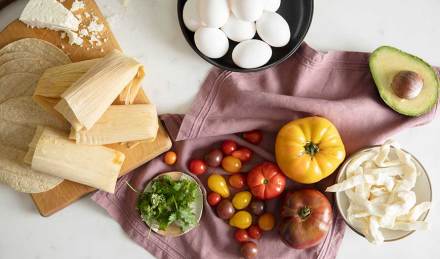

[137,174,200,232]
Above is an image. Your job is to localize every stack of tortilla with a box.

[0,38,71,193]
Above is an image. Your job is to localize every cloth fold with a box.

[92,43,437,259]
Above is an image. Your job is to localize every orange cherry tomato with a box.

[222,156,242,174]
[163,151,177,165]
[229,174,246,189]
[258,212,275,231]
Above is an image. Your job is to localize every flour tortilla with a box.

[0,143,62,193]
[0,73,40,103]
[0,52,40,66]
[0,38,70,65]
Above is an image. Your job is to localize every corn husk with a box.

[69,104,158,145]
[54,50,145,130]
[25,126,125,193]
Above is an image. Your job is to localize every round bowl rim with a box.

[334,145,432,242]
[176,0,315,73]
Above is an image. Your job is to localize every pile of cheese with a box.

[20,0,106,49]
[326,141,431,244]
[24,50,158,193]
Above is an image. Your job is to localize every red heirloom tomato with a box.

[221,140,238,155]
[188,159,207,175]
[279,189,333,250]
[242,130,263,145]
[247,162,286,200]
[232,147,253,162]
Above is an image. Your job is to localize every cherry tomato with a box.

[222,156,242,174]
[232,147,253,162]
[249,200,265,216]
[216,199,235,220]
[163,151,177,165]
[221,140,237,155]
[229,174,246,189]
[188,159,207,175]
[247,225,262,240]
[234,229,250,243]
[204,149,223,167]
[207,192,221,206]
[258,212,275,231]
[229,211,252,229]
[232,191,252,210]
[243,130,263,145]
[241,241,258,259]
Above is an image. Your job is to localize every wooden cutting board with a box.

[0,0,172,216]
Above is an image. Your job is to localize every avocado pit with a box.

[391,70,423,99]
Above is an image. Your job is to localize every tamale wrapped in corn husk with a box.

[33,59,99,121]
[25,126,125,193]
[54,50,145,130]
[69,104,159,145]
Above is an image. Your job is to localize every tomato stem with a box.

[263,179,269,185]
[298,206,311,219]
[304,142,319,156]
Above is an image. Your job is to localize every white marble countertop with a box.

[0,0,439,258]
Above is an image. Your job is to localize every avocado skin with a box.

[369,46,439,117]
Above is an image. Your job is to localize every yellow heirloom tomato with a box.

[275,117,346,184]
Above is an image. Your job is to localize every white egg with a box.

[230,0,264,22]
[194,28,229,59]
[264,0,281,12]
[221,14,256,42]
[256,12,290,47]
[183,0,201,32]
[199,0,230,28]
[232,39,272,69]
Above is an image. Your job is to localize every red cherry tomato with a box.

[243,130,263,145]
[232,147,253,162]
[247,225,262,240]
[221,140,238,155]
[188,159,207,175]
[229,174,246,189]
[207,192,221,206]
[234,229,250,243]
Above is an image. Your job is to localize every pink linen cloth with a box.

[91,43,438,259]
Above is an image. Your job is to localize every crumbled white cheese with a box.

[87,18,104,33]
[71,0,85,12]
[60,32,66,39]
[79,28,89,37]
[84,12,90,18]
[67,31,83,46]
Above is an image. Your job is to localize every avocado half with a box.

[369,46,439,116]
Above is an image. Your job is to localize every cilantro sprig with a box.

[137,175,199,232]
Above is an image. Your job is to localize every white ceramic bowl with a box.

[335,146,432,242]
[142,171,204,237]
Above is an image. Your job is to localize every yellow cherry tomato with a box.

[229,211,252,229]
[222,156,242,174]
[275,117,346,184]
[232,191,252,210]
[258,212,275,231]
[207,174,230,198]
